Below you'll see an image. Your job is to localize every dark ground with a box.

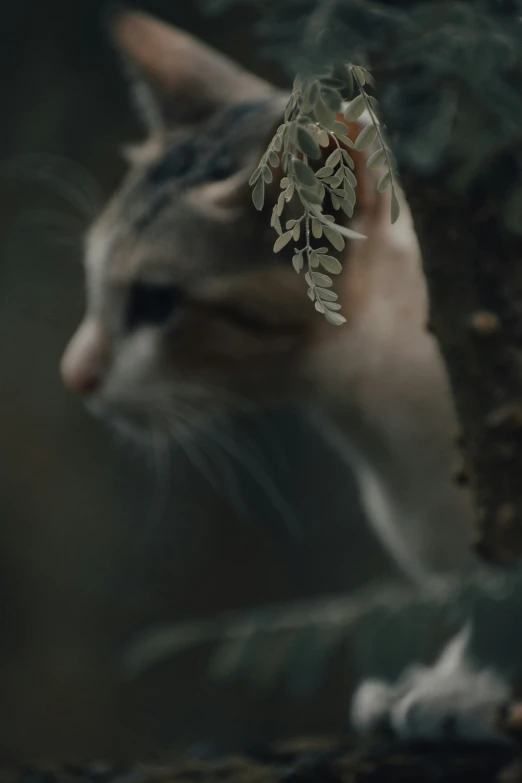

[1,735,518,783]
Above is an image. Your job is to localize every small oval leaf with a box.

[273,231,293,253]
[325,149,341,168]
[391,189,401,224]
[292,253,304,272]
[315,300,326,314]
[297,126,322,160]
[318,129,330,147]
[355,124,378,151]
[311,271,333,287]
[249,167,262,186]
[367,148,386,170]
[323,225,345,251]
[344,94,365,121]
[312,219,323,239]
[317,166,335,179]
[377,171,392,192]
[262,164,273,183]
[324,310,347,326]
[293,159,317,187]
[319,254,342,274]
[316,287,338,301]
[252,178,265,210]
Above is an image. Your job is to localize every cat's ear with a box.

[108,9,273,131]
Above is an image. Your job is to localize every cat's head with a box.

[60,11,371,439]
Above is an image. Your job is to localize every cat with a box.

[59,9,513,745]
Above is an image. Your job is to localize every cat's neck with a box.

[304,192,476,581]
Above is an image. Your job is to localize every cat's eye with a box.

[126,282,184,330]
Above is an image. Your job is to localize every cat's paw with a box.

[351,625,510,743]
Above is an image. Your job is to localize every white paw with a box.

[351,625,510,743]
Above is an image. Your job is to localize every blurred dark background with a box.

[0,0,398,763]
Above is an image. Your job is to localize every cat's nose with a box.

[60,318,109,397]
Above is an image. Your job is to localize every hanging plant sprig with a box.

[249,65,400,326]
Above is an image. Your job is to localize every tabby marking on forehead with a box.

[126,99,274,232]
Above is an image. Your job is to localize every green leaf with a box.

[325,149,341,168]
[318,129,330,147]
[323,225,345,251]
[333,121,350,139]
[324,302,342,310]
[292,222,301,241]
[280,177,290,189]
[317,287,338,301]
[307,286,315,301]
[359,67,375,88]
[344,95,366,121]
[367,148,386,170]
[292,253,303,272]
[343,184,356,204]
[324,310,347,326]
[276,191,285,216]
[270,208,282,235]
[249,167,262,186]
[273,133,283,152]
[316,166,335,179]
[293,159,317,187]
[337,135,355,149]
[391,188,401,224]
[311,271,333,287]
[312,219,323,238]
[355,124,378,151]
[353,66,367,86]
[318,254,342,274]
[273,231,293,253]
[262,164,273,184]
[286,219,297,229]
[344,167,357,187]
[296,126,322,160]
[309,251,320,268]
[269,150,280,167]
[331,194,340,211]
[315,300,326,314]
[321,87,342,113]
[341,149,355,169]
[252,178,265,210]
[284,181,295,202]
[377,171,392,192]
[298,186,323,206]
[340,200,354,218]
[333,64,354,98]
[314,99,337,129]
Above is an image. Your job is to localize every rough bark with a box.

[401,168,522,564]
[370,1,522,564]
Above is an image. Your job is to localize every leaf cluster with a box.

[249,65,399,325]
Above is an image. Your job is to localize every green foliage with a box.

[249,66,399,325]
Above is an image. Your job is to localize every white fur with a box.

[351,625,510,743]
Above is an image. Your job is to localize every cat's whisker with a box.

[205,417,302,538]
[144,423,172,533]
[0,153,102,220]
[13,208,86,253]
